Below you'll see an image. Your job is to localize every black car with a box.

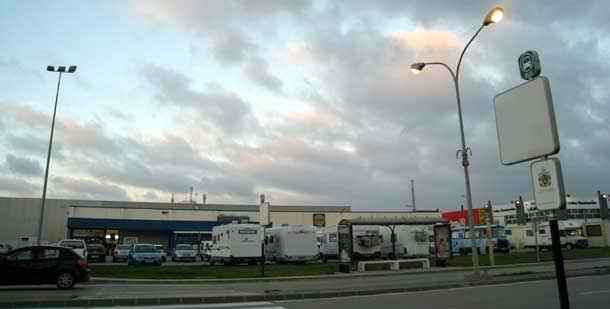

[0,246,90,289]
[86,244,106,263]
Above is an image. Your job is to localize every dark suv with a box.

[0,246,90,289]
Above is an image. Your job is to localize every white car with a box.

[58,239,87,258]
[172,244,197,262]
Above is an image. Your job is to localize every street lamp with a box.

[37,65,77,245]
[410,6,503,270]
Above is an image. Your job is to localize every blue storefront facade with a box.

[67,217,220,251]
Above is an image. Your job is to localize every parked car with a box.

[113,244,132,263]
[86,244,106,263]
[0,244,13,256]
[128,244,163,266]
[154,245,167,262]
[0,246,90,289]
[57,239,87,258]
[172,244,197,262]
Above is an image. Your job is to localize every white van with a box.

[524,220,588,250]
[265,225,319,263]
[209,223,262,265]
[319,226,339,262]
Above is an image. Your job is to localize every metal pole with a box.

[550,219,570,309]
[410,180,416,212]
[37,71,62,245]
[534,215,540,262]
[486,201,495,266]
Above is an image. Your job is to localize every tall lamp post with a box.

[37,65,77,245]
[410,6,503,270]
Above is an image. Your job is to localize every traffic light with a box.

[598,191,609,220]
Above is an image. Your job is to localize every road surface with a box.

[51,274,610,309]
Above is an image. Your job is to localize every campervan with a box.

[264,225,318,263]
[352,225,382,259]
[524,220,588,250]
[318,226,339,262]
[209,223,263,265]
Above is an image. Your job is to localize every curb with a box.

[4,267,610,308]
[90,257,610,285]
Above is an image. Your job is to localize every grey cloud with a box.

[0,176,40,196]
[242,57,283,93]
[5,154,42,176]
[210,31,255,66]
[52,176,130,201]
[141,63,258,134]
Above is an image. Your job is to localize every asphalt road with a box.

[41,274,610,309]
[279,274,610,309]
[1,258,608,305]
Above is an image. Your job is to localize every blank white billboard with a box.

[494,76,560,165]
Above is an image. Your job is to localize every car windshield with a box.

[176,245,192,250]
[88,244,104,249]
[134,245,156,252]
[118,245,132,250]
[60,241,84,249]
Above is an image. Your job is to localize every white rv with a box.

[352,225,382,259]
[265,225,319,263]
[524,220,589,250]
[209,223,263,265]
[318,226,339,262]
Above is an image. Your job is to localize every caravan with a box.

[318,226,339,262]
[352,225,382,259]
[524,220,588,250]
[380,225,431,259]
[209,223,263,265]
[264,225,319,263]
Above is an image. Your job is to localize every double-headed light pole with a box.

[37,65,77,245]
[410,6,503,270]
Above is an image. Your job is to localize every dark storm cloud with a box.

[5,154,42,176]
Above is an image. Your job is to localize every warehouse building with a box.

[0,196,441,250]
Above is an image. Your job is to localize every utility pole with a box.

[410,179,416,212]
[486,200,495,266]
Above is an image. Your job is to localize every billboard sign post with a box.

[494,50,569,309]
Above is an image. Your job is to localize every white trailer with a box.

[352,225,382,259]
[380,225,431,258]
[209,223,262,265]
[524,220,588,250]
[318,226,339,262]
[264,225,319,263]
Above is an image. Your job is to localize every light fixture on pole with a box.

[37,65,77,245]
[410,6,503,271]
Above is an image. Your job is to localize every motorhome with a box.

[318,226,338,262]
[352,225,382,259]
[380,225,432,258]
[264,225,319,263]
[209,223,263,265]
[524,220,588,250]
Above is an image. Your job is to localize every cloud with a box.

[5,154,42,176]
[51,176,130,201]
[242,57,283,93]
[0,176,40,196]
[141,63,258,134]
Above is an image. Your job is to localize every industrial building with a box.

[0,196,441,251]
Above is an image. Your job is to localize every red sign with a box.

[442,209,486,225]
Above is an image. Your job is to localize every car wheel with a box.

[57,272,76,289]
[565,243,573,251]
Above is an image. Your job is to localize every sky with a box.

[1,0,609,210]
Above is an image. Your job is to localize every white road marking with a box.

[579,289,610,296]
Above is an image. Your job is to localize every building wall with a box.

[72,206,258,222]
